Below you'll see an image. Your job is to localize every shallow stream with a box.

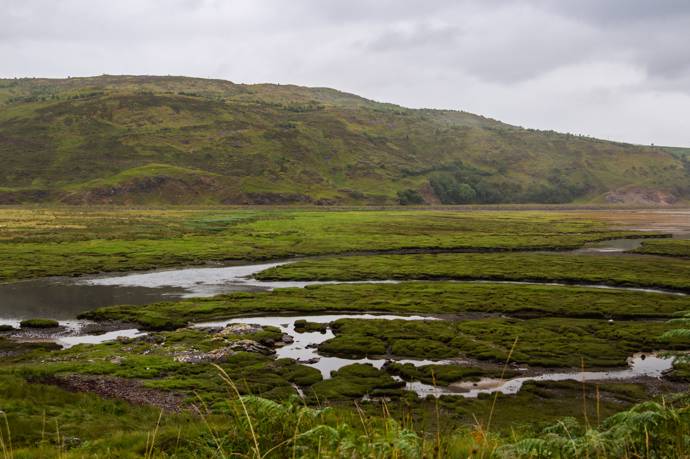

[0,238,683,325]
[51,313,674,398]
[0,237,681,398]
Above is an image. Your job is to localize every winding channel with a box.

[0,237,683,398]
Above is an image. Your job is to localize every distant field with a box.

[0,208,650,282]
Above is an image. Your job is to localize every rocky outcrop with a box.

[604,188,678,206]
[174,340,275,364]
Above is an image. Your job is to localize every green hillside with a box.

[0,75,688,205]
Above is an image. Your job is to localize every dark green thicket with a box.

[19,318,60,328]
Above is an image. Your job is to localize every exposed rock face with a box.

[604,188,678,206]
[174,340,275,363]
[215,323,263,337]
[60,174,224,205]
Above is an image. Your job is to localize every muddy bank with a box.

[39,374,186,413]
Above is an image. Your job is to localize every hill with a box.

[0,75,688,205]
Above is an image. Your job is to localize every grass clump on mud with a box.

[385,362,511,386]
[81,282,690,330]
[308,363,404,400]
[256,252,690,292]
[318,317,688,367]
[19,318,60,328]
[294,319,329,333]
[633,238,690,258]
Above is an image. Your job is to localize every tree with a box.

[397,189,424,205]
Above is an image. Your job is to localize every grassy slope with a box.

[1,75,688,205]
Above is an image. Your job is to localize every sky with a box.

[1,0,689,146]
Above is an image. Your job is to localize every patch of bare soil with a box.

[581,208,690,236]
[604,188,678,207]
[42,374,186,413]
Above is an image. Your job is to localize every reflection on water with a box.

[0,261,397,322]
[574,238,646,253]
[0,279,187,321]
[57,329,145,348]
[193,315,675,399]
[0,236,683,324]
[408,353,674,398]
[194,314,444,378]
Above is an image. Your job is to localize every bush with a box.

[20,319,60,329]
[397,189,424,205]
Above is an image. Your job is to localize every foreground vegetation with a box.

[0,370,687,458]
[1,207,689,457]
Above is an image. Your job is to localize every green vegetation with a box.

[257,252,690,291]
[320,317,686,367]
[0,371,685,458]
[634,238,690,258]
[308,363,404,400]
[6,326,322,404]
[0,208,651,282]
[386,362,510,386]
[293,319,329,333]
[1,75,688,205]
[82,281,690,330]
[19,318,60,328]
[0,206,689,457]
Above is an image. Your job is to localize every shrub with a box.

[397,189,425,205]
[20,319,60,329]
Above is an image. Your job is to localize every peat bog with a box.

[0,208,689,457]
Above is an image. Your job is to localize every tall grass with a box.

[0,367,686,457]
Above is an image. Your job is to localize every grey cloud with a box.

[0,0,688,145]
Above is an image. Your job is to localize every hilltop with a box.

[0,75,688,205]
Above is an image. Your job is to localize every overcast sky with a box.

[2,0,689,146]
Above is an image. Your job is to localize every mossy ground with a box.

[82,282,690,330]
[0,208,688,457]
[320,317,687,367]
[634,238,690,258]
[257,251,690,291]
[0,208,658,282]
